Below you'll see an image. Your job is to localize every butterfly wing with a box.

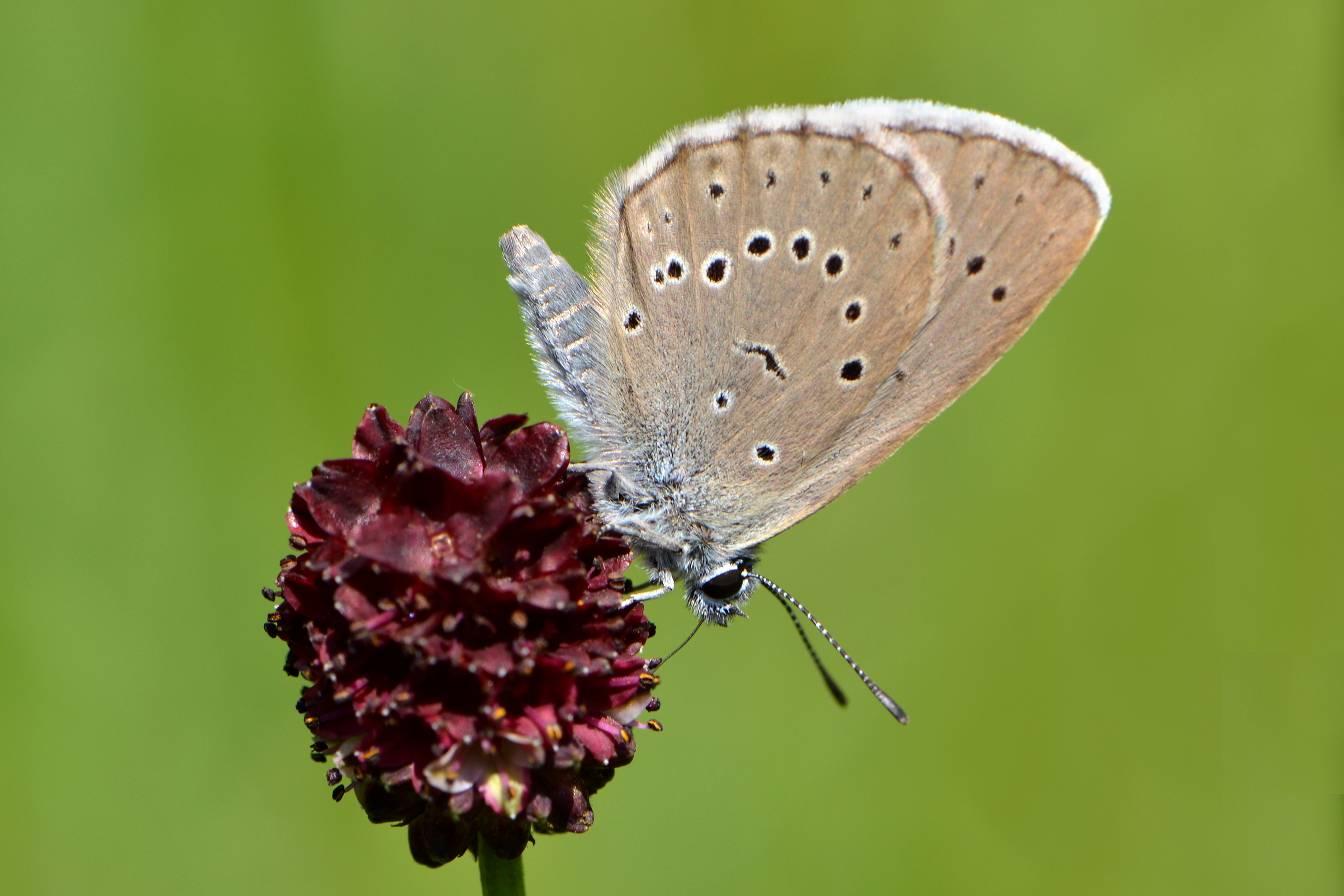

[504,100,1108,553]
[499,225,619,453]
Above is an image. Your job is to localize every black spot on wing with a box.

[705,256,728,283]
[736,341,787,380]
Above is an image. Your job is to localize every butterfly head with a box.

[686,558,758,626]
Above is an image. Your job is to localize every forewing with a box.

[580,101,1108,550]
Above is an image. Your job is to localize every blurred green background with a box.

[2,1,1339,893]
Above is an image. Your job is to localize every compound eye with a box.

[698,568,745,601]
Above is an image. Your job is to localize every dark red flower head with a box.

[264,394,661,865]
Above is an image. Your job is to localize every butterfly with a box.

[500,100,1109,720]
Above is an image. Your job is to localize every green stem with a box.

[476,833,525,896]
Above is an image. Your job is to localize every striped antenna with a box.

[745,571,908,724]
[775,591,849,707]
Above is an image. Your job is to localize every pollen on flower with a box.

[266,393,660,867]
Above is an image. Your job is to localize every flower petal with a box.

[454,392,480,440]
[352,404,405,460]
[489,423,569,493]
[479,414,528,453]
[569,723,617,764]
[407,395,484,482]
[349,510,433,576]
[295,459,382,537]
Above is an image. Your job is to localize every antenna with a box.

[777,593,849,707]
[745,571,908,724]
[647,618,705,670]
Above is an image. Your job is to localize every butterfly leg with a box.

[619,569,675,609]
